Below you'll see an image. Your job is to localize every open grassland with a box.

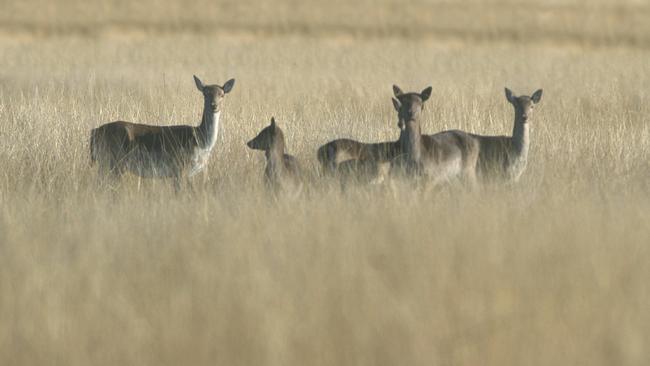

[2,0,650,48]
[1,1,650,365]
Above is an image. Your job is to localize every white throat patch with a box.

[188,111,221,177]
[206,111,221,150]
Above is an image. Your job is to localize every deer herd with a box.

[90,75,542,194]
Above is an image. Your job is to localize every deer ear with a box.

[392,97,402,111]
[222,78,235,94]
[505,87,515,103]
[393,85,403,96]
[531,89,543,104]
[193,75,204,91]
[270,117,276,129]
[420,86,432,102]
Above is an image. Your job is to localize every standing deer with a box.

[246,117,302,193]
[316,138,401,175]
[90,75,235,190]
[391,85,479,186]
[468,88,543,182]
[316,85,407,182]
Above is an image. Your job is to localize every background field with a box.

[0,1,649,365]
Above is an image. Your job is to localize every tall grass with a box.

[2,0,650,48]
[0,22,649,366]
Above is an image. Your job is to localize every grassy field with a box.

[1,1,649,365]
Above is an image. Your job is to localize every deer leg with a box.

[173,175,182,193]
[464,167,479,192]
[185,176,195,194]
[202,167,210,188]
[96,158,123,191]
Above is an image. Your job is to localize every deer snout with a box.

[246,140,255,149]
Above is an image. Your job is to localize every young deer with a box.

[316,85,407,181]
[90,75,235,190]
[469,88,543,182]
[316,138,401,174]
[391,85,479,186]
[247,117,301,192]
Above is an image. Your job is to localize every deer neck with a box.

[402,120,423,163]
[197,103,220,150]
[265,135,286,178]
[511,114,529,159]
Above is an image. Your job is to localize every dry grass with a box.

[2,0,650,47]
[1,1,649,365]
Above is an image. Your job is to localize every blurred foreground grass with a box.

[0,2,649,365]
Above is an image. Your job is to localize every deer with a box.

[391,85,479,187]
[316,85,409,183]
[316,138,401,175]
[89,75,235,191]
[467,88,543,182]
[246,117,302,194]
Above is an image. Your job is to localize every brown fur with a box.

[247,117,301,192]
[316,138,401,173]
[391,85,479,186]
[316,85,409,183]
[89,76,234,190]
[469,88,543,182]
